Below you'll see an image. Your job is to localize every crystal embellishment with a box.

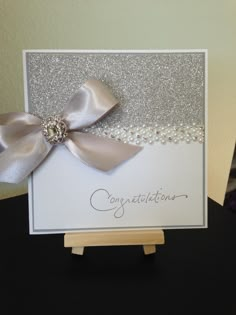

[42,116,68,145]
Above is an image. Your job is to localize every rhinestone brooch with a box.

[42,116,68,145]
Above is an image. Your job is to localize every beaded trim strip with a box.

[83,123,205,145]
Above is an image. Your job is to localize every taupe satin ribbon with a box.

[0,79,142,184]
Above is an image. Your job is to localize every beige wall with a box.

[0,0,235,203]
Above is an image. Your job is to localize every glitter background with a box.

[26,52,205,127]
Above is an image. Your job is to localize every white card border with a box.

[22,49,208,234]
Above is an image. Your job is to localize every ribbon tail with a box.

[64,132,142,171]
[0,128,52,184]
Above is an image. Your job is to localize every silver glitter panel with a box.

[26,52,205,128]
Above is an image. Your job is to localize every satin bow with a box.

[0,79,142,184]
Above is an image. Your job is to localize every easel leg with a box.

[72,246,84,255]
[65,230,164,256]
[143,245,156,255]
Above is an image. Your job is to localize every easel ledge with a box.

[64,229,165,255]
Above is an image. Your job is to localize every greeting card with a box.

[0,50,207,233]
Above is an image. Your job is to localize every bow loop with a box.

[0,112,41,126]
[0,128,52,183]
[62,79,118,130]
[0,112,41,152]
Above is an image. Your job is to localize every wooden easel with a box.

[64,229,165,255]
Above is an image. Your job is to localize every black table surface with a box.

[2,195,236,314]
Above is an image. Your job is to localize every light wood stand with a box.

[64,229,165,255]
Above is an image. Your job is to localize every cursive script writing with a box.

[90,188,188,218]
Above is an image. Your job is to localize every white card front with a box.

[23,50,207,234]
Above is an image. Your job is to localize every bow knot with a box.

[0,79,142,184]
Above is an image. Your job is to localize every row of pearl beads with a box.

[83,124,205,145]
